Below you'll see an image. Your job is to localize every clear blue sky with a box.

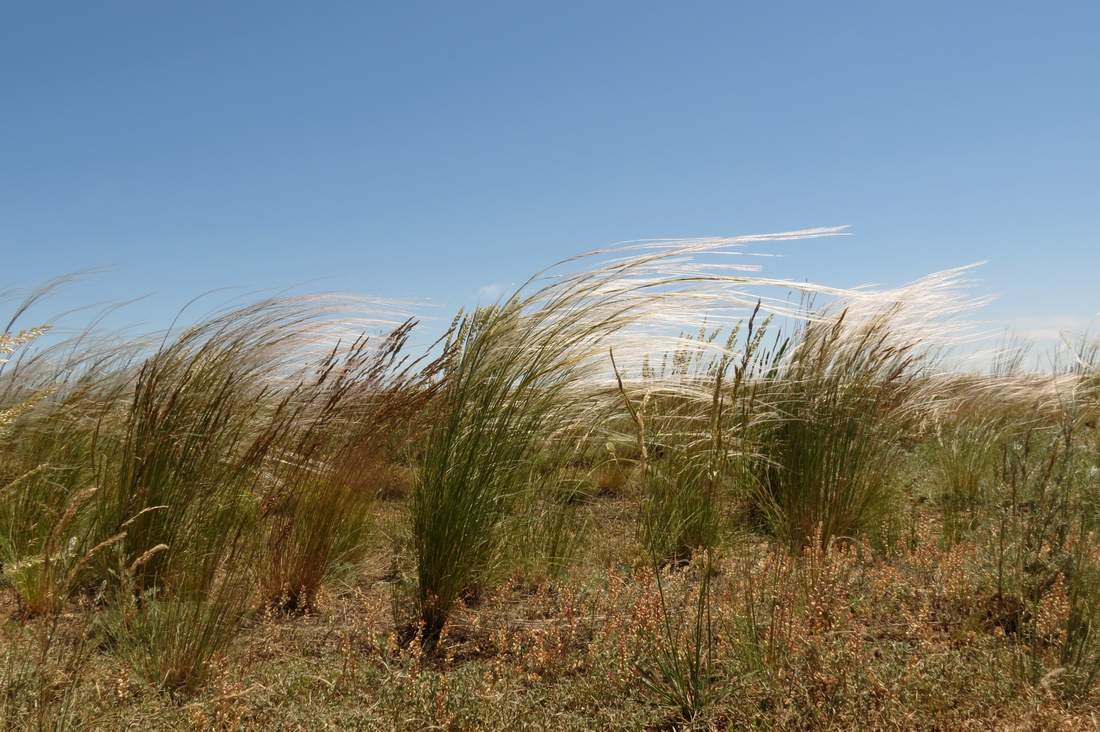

[3,2,1098,343]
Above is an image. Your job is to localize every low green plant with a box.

[97,533,253,695]
[639,554,721,727]
[91,301,297,591]
[640,451,720,567]
[931,417,1003,544]
[507,473,589,584]
[2,484,121,617]
[627,315,768,566]
[0,303,133,615]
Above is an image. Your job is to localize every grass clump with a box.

[745,302,936,551]
[412,298,607,647]
[0,296,137,616]
[930,416,1003,544]
[976,380,1100,697]
[259,321,441,613]
[87,296,415,691]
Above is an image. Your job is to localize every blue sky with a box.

[3,2,1098,345]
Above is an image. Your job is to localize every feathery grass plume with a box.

[0,284,58,436]
[742,266,984,551]
[259,319,445,613]
[0,327,51,435]
[1066,334,1100,442]
[934,336,1071,437]
[411,228,859,649]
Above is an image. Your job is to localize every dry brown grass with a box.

[3,489,1099,730]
